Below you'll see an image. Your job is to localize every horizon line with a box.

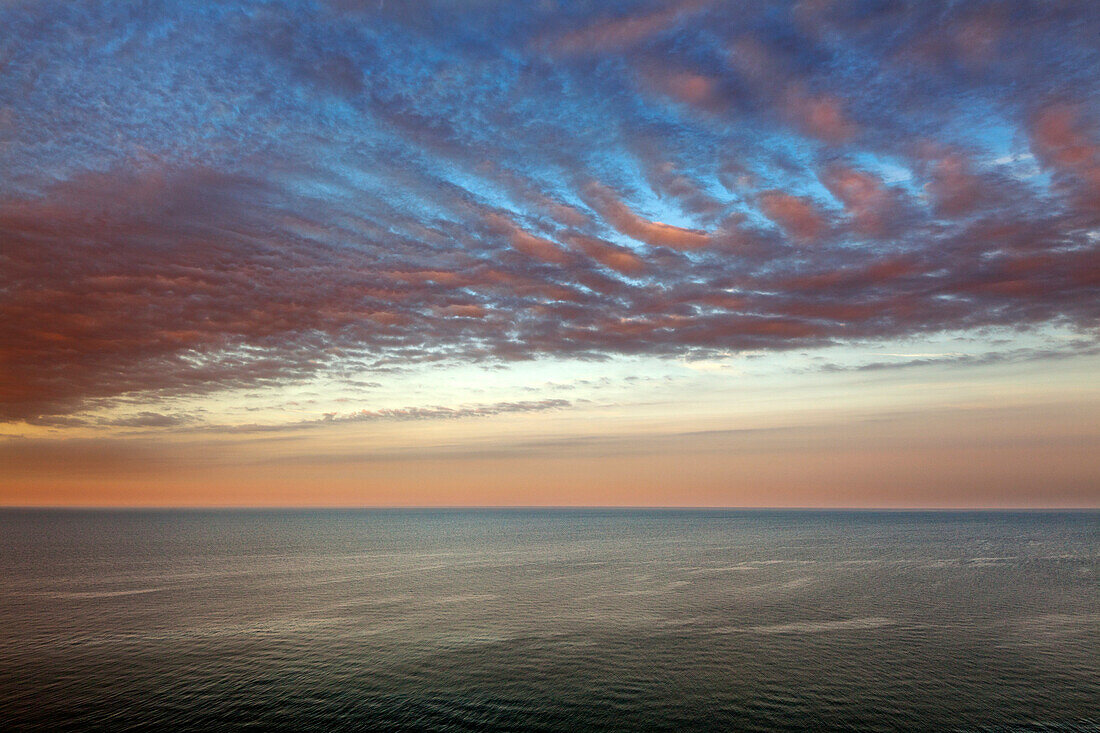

[2,505,1098,512]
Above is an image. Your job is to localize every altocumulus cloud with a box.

[1,0,1099,422]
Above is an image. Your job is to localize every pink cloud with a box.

[784,85,857,143]
[3,144,1097,426]
[484,213,572,264]
[509,228,572,265]
[727,36,779,86]
[1031,105,1097,169]
[567,234,646,276]
[585,183,710,250]
[781,258,917,294]
[437,304,489,318]
[923,151,983,218]
[759,191,826,242]
[639,68,725,114]
[1030,104,1100,213]
[544,0,709,55]
[820,165,903,236]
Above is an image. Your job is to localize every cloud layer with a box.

[2,0,1099,421]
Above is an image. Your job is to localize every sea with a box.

[0,509,1096,731]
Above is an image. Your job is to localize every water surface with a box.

[1,509,1096,731]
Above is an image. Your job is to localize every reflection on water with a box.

[1,509,1097,731]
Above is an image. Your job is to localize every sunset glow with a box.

[2,1,1099,507]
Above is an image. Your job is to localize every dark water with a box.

[0,509,1096,732]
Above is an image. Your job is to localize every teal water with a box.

[1,509,1097,731]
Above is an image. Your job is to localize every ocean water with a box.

[0,509,1096,732]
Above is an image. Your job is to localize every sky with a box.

[1,0,1099,507]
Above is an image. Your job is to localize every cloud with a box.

[542,0,710,56]
[815,341,1100,374]
[584,182,711,250]
[783,86,858,143]
[758,191,826,242]
[321,398,571,424]
[567,234,646,276]
[1,0,1098,425]
[819,165,907,236]
[177,398,575,434]
[1030,103,1100,214]
[922,151,985,218]
[27,412,198,429]
[486,214,572,265]
[1031,104,1097,170]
